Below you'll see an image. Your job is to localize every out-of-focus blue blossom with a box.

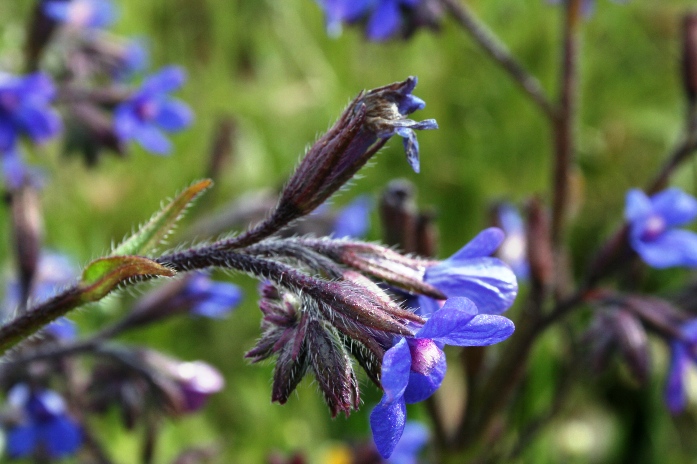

[547,0,628,17]
[180,272,243,319]
[112,39,149,81]
[317,0,421,41]
[44,0,117,29]
[114,66,193,155]
[496,203,529,280]
[370,297,514,458]
[333,196,372,238]
[4,384,82,459]
[665,319,697,414]
[625,188,697,269]
[419,228,518,317]
[387,421,429,464]
[0,73,61,187]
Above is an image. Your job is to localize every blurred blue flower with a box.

[665,319,697,414]
[114,66,193,155]
[495,203,529,280]
[115,39,149,80]
[0,73,60,187]
[3,253,78,340]
[625,188,697,269]
[4,384,82,459]
[180,272,243,319]
[333,196,372,238]
[317,0,420,41]
[370,297,514,458]
[419,227,518,316]
[44,0,117,29]
[387,421,429,464]
[174,361,226,412]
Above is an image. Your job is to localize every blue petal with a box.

[134,125,172,155]
[631,229,697,268]
[367,0,401,41]
[665,341,689,414]
[2,150,27,189]
[425,256,518,315]
[155,99,193,132]
[415,295,440,318]
[0,117,18,151]
[438,313,515,346]
[113,105,140,140]
[625,189,652,222]
[41,416,82,458]
[43,2,71,22]
[450,228,505,260]
[400,129,420,173]
[650,188,697,228]
[403,351,446,404]
[142,66,186,95]
[681,319,697,344]
[370,397,407,459]
[16,105,61,143]
[333,195,372,238]
[388,421,429,464]
[381,338,412,402]
[7,424,37,458]
[417,297,478,340]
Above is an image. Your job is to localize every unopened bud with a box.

[380,179,418,252]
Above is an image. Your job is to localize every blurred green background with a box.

[1,0,697,462]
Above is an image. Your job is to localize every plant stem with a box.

[440,0,557,120]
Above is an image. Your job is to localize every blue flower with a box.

[114,66,193,155]
[387,421,429,464]
[665,319,697,414]
[180,272,243,319]
[44,0,117,29]
[0,73,61,186]
[625,188,697,269]
[317,0,421,41]
[333,196,372,238]
[419,227,518,316]
[370,297,514,458]
[4,384,82,459]
[495,203,529,280]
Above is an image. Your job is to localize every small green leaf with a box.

[112,179,213,257]
[79,256,176,303]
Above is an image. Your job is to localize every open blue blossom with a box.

[419,227,518,316]
[0,73,60,186]
[370,297,514,458]
[317,0,372,37]
[44,0,117,29]
[495,203,529,280]
[665,319,697,414]
[180,272,243,318]
[333,196,372,238]
[4,384,82,459]
[625,188,697,269]
[114,66,193,155]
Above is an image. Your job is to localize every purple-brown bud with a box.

[380,178,419,252]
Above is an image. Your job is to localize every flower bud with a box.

[380,178,419,252]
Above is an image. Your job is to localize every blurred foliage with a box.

[2,0,697,462]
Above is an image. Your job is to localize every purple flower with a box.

[665,319,697,414]
[318,0,372,37]
[333,195,373,238]
[172,361,225,412]
[370,297,514,458]
[366,0,420,41]
[114,66,193,155]
[387,421,429,464]
[625,188,697,269]
[0,73,61,186]
[419,227,518,316]
[44,0,117,29]
[495,203,529,280]
[4,384,82,459]
[180,272,244,318]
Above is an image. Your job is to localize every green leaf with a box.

[112,179,213,257]
[79,256,176,303]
